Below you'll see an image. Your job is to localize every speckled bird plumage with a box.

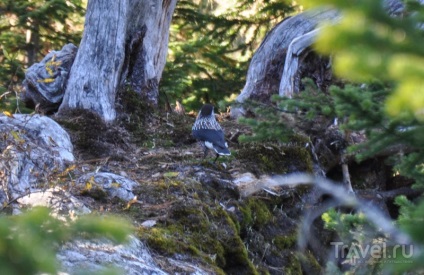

[192,104,230,162]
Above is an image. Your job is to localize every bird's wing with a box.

[192,129,230,155]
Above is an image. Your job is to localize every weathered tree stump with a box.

[231,0,405,118]
[58,0,178,122]
[231,9,340,118]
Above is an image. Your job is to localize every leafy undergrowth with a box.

[53,105,323,274]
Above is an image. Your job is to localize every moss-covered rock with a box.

[284,252,303,275]
[137,199,258,274]
[299,250,322,274]
[130,174,257,274]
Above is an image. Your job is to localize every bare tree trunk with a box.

[230,9,339,118]
[124,0,176,106]
[279,28,323,98]
[26,21,40,66]
[59,0,177,122]
[231,0,405,118]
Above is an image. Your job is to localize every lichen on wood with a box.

[21,44,77,114]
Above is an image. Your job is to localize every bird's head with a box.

[198,104,215,118]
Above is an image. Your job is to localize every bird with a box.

[192,104,230,163]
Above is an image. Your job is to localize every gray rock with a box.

[58,235,216,274]
[76,172,138,201]
[57,236,167,275]
[0,114,74,205]
[21,43,77,114]
[17,187,90,219]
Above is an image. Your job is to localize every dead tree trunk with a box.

[230,8,339,118]
[231,0,404,118]
[59,0,177,122]
[229,0,407,197]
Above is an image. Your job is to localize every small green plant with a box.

[239,78,335,143]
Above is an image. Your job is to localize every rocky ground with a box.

[50,105,322,274]
[1,91,416,274]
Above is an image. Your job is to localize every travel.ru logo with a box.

[331,241,414,265]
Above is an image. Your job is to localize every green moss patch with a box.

[274,233,297,250]
[137,199,257,274]
[236,142,313,175]
[239,197,273,230]
[298,251,322,274]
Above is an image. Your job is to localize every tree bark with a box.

[124,0,177,106]
[230,9,340,118]
[59,0,177,122]
[231,0,405,118]
[26,21,40,66]
[279,28,322,98]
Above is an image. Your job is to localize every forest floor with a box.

[52,103,326,274]
[49,90,422,274]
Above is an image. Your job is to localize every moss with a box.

[239,198,273,230]
[282,146,313,173]
[237,143,286,174]
[298,251,322,274]
[274,233,297,250]
[236,142,313,175]
[283,253,302,275]
[136,209,228,274]
[296,250,323,274]
[227,212,241,235]
[288,132,311,145]
[170,204,209,232]
[214,208,258,275]
[137,199,258,275]
[139,227,179,255]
